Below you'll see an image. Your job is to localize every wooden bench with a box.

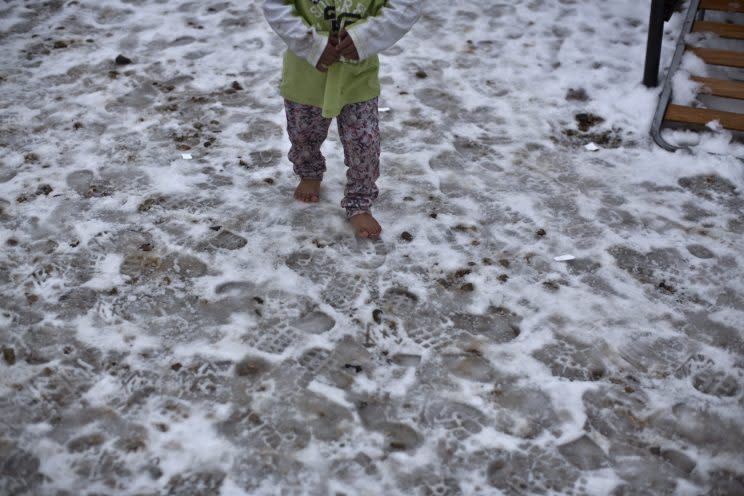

[690,76,744,99]
[700,0,744,12]
[660,2,744,134]
[692,21,744,39]
[687,47,744,68]
[666,105,744,131]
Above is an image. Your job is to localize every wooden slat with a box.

[691,76,744,99]
[666,104,744,131]
[700,0,744,12]
[693,21,744,39]
[688,47,744,68]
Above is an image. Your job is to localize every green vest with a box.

[280,0,386,118]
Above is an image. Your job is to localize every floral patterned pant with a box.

[284,97,381,219]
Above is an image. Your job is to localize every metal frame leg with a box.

[650,0,702,152]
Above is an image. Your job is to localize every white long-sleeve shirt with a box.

[262,0,422,67]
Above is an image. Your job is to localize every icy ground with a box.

[1,0,744,495]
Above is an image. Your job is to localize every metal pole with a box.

[650,0,702,151]
[643,0,667,87]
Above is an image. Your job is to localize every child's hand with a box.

[316,35,340,72]
[337,30,359,61]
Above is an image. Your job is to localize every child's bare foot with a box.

[294,178,321,203]
[349,212,382,239]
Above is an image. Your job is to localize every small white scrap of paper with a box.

[181,153,193,160]
[584,142,600,152]
[379,107,391,112]
[554,254,576,262]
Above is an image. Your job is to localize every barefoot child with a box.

[262,0,421,239]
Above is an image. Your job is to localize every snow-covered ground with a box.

[1,1,744,494]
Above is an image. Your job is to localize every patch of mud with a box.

[607,245,684,286]
[487,446,583,495]
[453,306,522,342]
[674,354,740,397]
[533,336,607,381]
[678,174,738,201]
